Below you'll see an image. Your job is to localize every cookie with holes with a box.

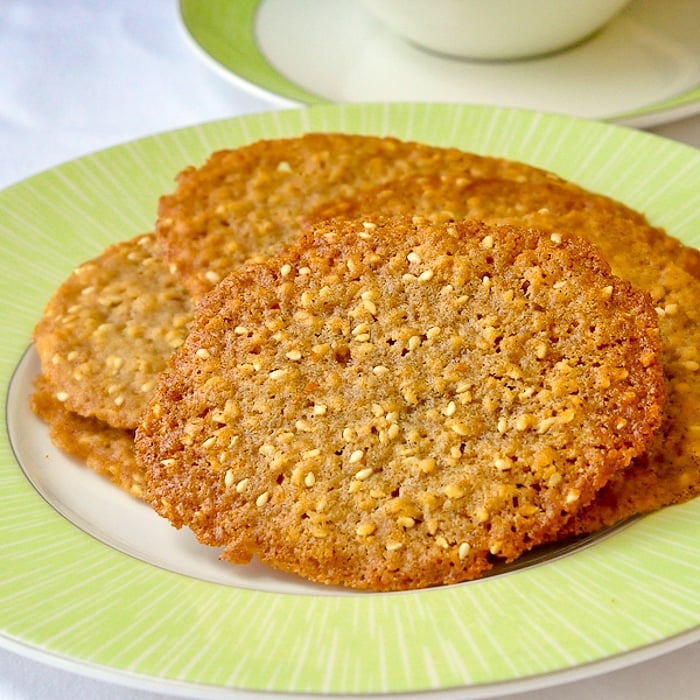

[136,217,664,590]
[154,133,569,299]
[32,233,193,430]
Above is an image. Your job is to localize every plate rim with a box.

[177,0,700,128]
[1,102,700,698]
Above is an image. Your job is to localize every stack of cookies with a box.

[32,134,700,590]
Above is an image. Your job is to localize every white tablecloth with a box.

[1,1,699,698]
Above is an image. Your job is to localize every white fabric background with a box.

[1,1,699,698]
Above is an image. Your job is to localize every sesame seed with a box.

[106,355,124,370]
[349,449,364,464]
[234,326,248,335]
[372,365,390,376]
[408,335,421,350]
[235,478,249,493]
[256,491,270,507]
[537,416,557,433]
[56,391,69,402]
[418,269,434,282]
[444,484,464,499]
[280,263,292,277]
[312,343,330,356]
[224,469,235,487]
[494,457,511,471]
[419,457,437,474]
[269,368,287,380]
[204,270,220,284]
[285,349,302,361]
[476,507,489,523]
[196,348,211,360]
[397,516,415,528]
[352,322,369,336]
[481,235,494,249]
[313,404,328,415]
[304,472,316,487]
[515,415,532,431]
[458,542,471,560]
[345,480,363,496]
[356,521,376,536]
[385,541,403,551]
[443,401,456,417]
[550,232,562,244]
[566,488,580,504]
[407,251,421,264]
[560,408,576,423]
[426,326,441,339]
[354,467,373,480]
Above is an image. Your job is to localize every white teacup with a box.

[358,0,632,60]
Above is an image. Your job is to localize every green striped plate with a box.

[1,103,699,698]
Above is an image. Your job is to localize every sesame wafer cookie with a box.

[561,258,700,535]
[31,376,142,499]
[307,175,700,282]
[33,233,193,430]
[155,133,569,299]
[307,174,700,530]
[136,218,664,590]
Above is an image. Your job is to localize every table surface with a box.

[1,2,699,698]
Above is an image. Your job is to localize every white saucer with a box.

[179,0,700,127]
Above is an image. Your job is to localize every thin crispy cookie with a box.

[136,218,664,590]
[33,233,193,430]
[307,175,700,282]
[307,174,700,530]
[155,133,569,298]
